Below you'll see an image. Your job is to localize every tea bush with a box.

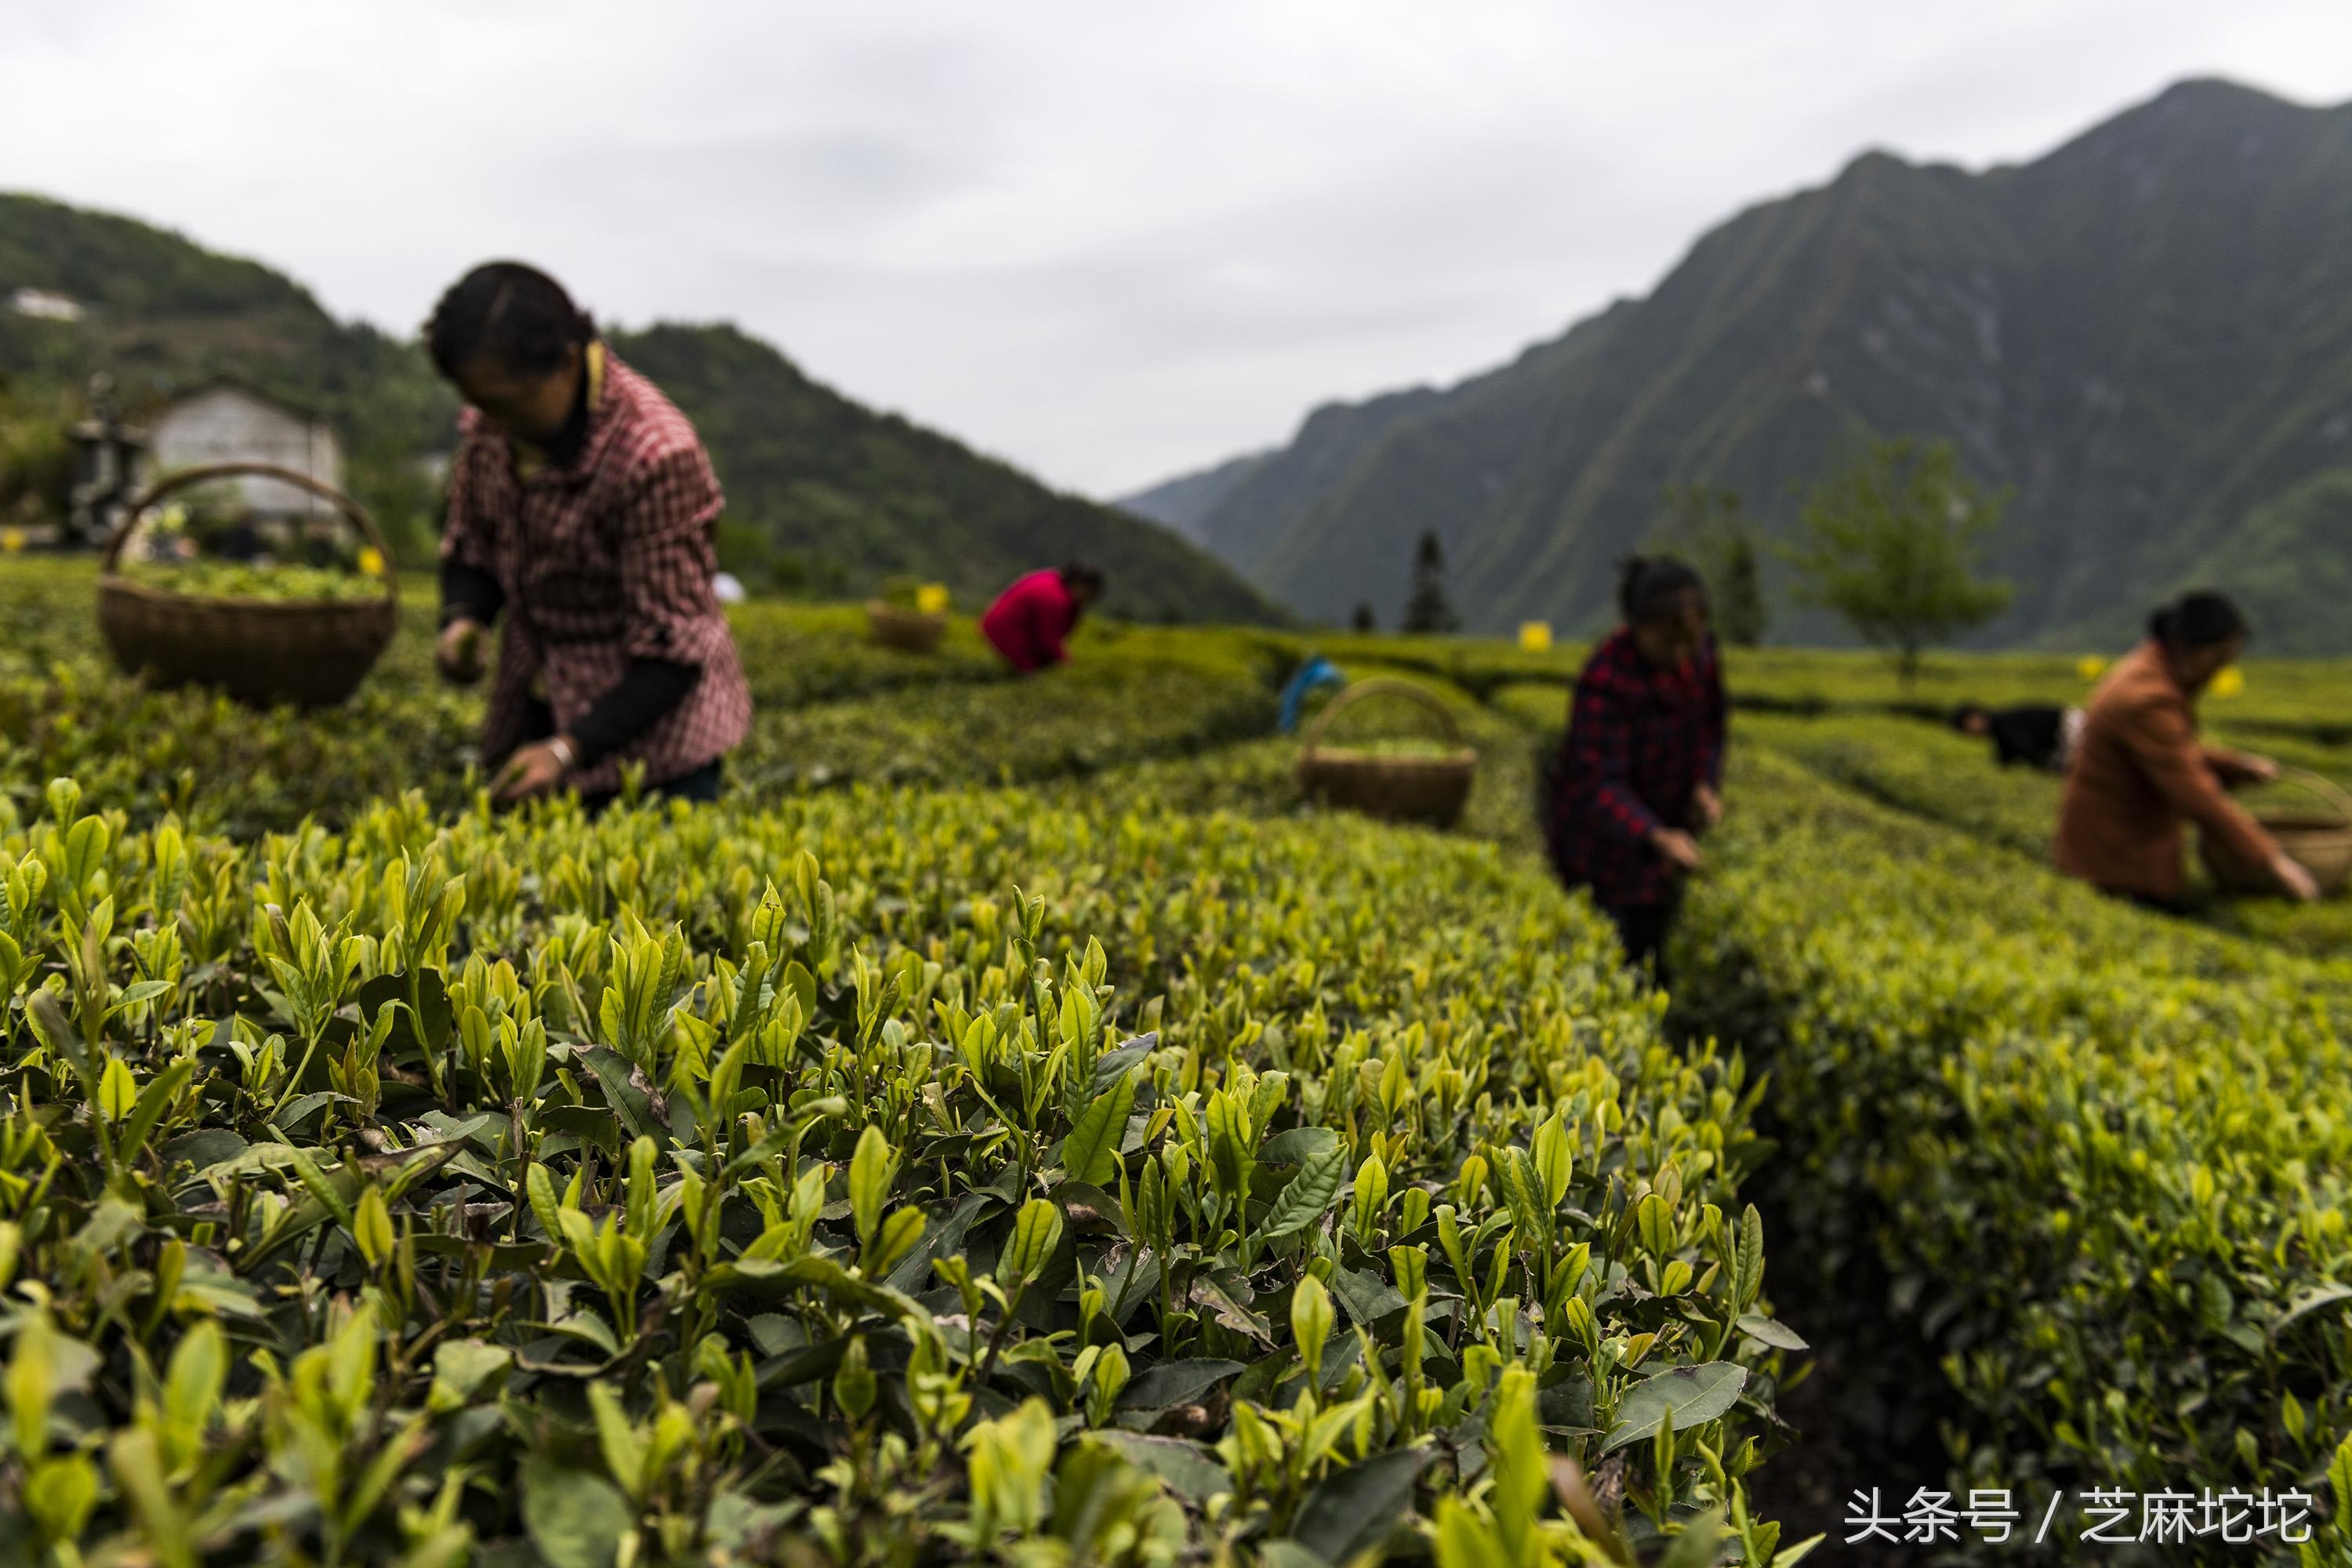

[1484,648,2352,739]
[0,773,1806,1566]
[1671,749,2352,1556]
[0,561,1284,834]
[0,659,481,839]
[732,642,1277,796]
[1075,699,1549,862]
[1740,712,2352,960]
[14,537,2352,1562]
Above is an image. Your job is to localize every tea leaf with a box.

[1061,1065,1138,1187]
[1001,1198,1065,1287]
[522,1457,635,1568]
[1603,1363,1748,1451]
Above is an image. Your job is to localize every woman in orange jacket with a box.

[2054,591,2318,908]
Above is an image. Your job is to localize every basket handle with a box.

[103,462,396,604]
[2263,765,2352,826]
[1301,677,1465,756]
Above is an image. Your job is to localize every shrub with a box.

[0,776,1802,1564]
[1671,749,2352,1557]
[1742,711,2352,960]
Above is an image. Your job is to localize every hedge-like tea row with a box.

[2,561,1004,711]
[1069,706,1551,862]
[1669,749,2352,1557]
[1480,650,2352,738]
[0,558,1286,836]
[731,640,1277,797]
[0,775,1806,1566]
[1740,712,2352,961]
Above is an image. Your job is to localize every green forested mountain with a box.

[0,192,1276,623]
[1116,448,1269,541]
[0,194,458,550]
[604,323,1272,621]
[1125,78,2352,652]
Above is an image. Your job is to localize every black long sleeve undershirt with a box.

[568,659,701,765]
[440,557,503,630]
[439,557,702,767]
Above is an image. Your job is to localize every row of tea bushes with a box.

[1480,645,2352,739]
[0,558,1291,836]
[0,775,1806,1566]
[1257,632,1584,702]
[0,558,1267,717]
[0,658,483,839]
[1073,678,1552,862]
[20,550,2352,742]
[731,639,1279,796]
[1740,712,2352,961]
[1668,749,2352,1554]
[1713,648,2352,739]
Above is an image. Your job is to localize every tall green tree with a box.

[1401,530,1460,634]
[1787,433,2013,685]
[1650,481,1770,646]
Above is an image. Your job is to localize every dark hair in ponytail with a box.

[1617,554,1706,626]
[426,262,597,379]
[2147,590,2248,652]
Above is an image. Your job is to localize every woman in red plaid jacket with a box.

[426,263,751,808]
[1545,557,1725,985]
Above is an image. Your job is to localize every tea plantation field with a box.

[0,555,2347,1566]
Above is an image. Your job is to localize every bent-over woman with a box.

[2055,591,2318,907]
[428,263,750,807]
[981,563,1105,673]
[1548,556,1726,983]
[1952,701,2083,773]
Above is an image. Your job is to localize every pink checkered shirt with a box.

[441,351,751,795]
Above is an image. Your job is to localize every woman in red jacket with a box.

[1547,556,1726,985]
[981,563,1105,672]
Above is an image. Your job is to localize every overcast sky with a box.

[5,2,2351,498]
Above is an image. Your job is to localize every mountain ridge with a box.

[1125,76,2352,652]
[0,191,1277,624]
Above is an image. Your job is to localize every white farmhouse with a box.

[9,288,85,321]
[148,379,344,517]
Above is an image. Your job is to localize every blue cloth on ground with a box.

[1279,657,1347,733]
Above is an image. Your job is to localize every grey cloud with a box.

[5,0,2352,494]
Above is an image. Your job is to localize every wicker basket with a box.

[1297,677,1479,828]
[97,463,397,709]
[866,600,949,654]
[2201,767,2352,897]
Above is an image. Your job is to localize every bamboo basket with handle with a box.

[97,462,398,709]
[2201,767,2352,896]
[1297,677,1479,828]
[866,600,948,654]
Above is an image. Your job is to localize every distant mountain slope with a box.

[0,191,459,542]
[0,192,1276,624]
[1147,78,2352,651]
[1116,448,1269,540]
[606,323,1276,621]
